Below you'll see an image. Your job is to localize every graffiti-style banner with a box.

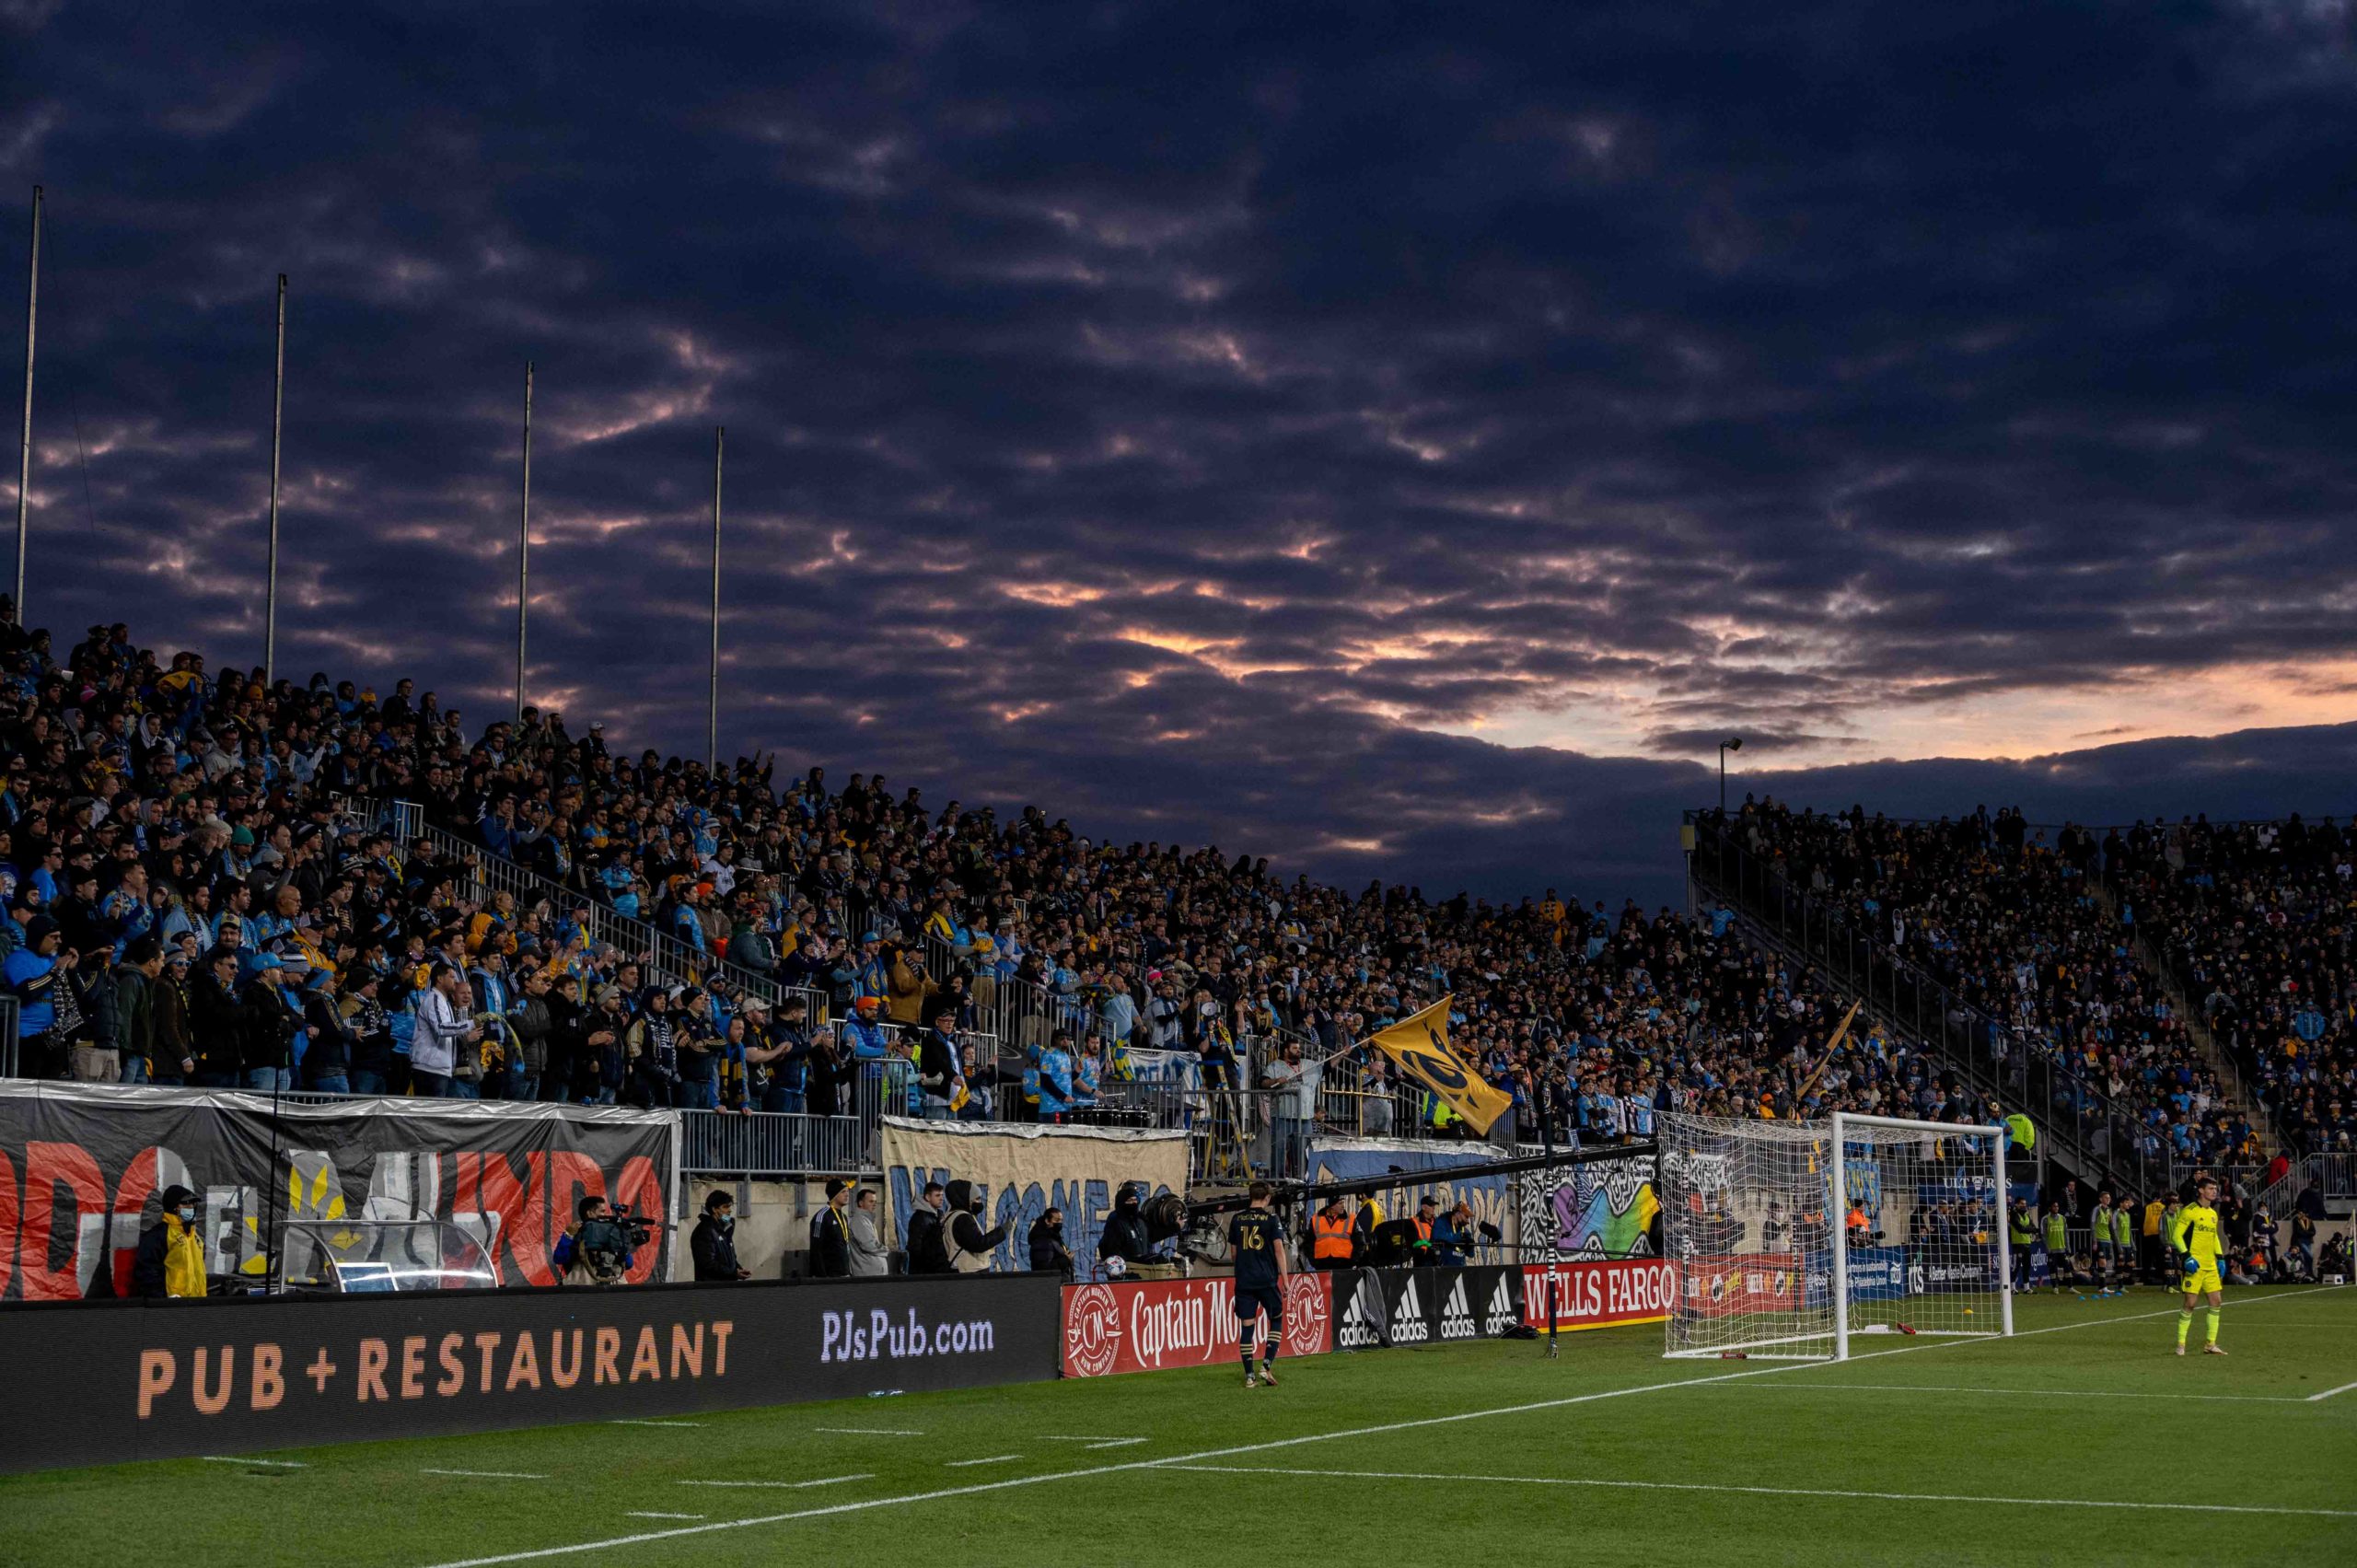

[0,1083,679,1299]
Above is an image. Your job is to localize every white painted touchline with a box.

[813,1427,923,1436]
[624,1514,705,1521]
[1040,1436,1148,1447]
[424,1469,550,1481]
[1164,1465,2357,1520]
[607,1420,706,1429]
[203,1456,306,1469]
[678,1475,871,1490]
[1738,1382,2305,1404]
[412,1283,2353,1568]
[945,1455,1021,1467]
[2307,1377,2357,1403]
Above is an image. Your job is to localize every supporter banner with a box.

[878,1117,1186,1274]
[0,1083,679,1301]
[1672,1252,1800,1318]
[1061,1271,1332,1376]
[1516,1153,1659,1261]
[1331,1264,1526,1351]
[0,1272,1061,1473]
[1361,997,1514,1134]
[1308,1138,1514,1249]
[1521,1257,1677,1331]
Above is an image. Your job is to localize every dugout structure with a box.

[1659,1111,2013,1361]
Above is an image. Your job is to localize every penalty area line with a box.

[1163,1465,2357,1521]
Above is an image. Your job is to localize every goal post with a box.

[1660,1110,2012,1361]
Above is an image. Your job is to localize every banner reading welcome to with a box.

[879,1118,1186,1275]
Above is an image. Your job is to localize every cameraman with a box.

[556,1195,646,1286]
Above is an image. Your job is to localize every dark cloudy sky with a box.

[5,1,2356,905]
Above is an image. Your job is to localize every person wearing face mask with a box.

[691,1190,749,1282]
[132,1184,207,1298]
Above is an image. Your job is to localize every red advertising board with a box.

[1520,1258,1677,1332]
[1668,1252,1800,1318]
[1061,1272,1333,1378]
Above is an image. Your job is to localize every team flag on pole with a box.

[1363,995,1514,1135]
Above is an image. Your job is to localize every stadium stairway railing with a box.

[1685,812,2160,1202]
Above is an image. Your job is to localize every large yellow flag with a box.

[1364,995,1513,1135]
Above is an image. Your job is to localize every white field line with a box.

[414,1283,2352,1568]
[1039,1435,1146,1446]
[677,1474,870,1490]
[2307,1377,2357,1403]
[607,1421,705,1429]
[945,1455,1021,1467]
[1738,1382,2306,1404]
[1166,1465,2357,1521]
[812,1427,923,1436]
[624,1514,704,1521]
[203,1456,306,1469]
[423,1469,549,1481]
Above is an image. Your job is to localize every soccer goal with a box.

[1659,1111,2013,1360]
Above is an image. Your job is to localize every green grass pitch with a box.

[6,1283,2353,1567]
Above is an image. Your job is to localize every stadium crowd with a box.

[1709,799,2260,1173]
[2099,816,2357,1158]
[0,607,2021,1156]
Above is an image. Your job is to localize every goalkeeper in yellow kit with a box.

[2168,1172,2227,1356]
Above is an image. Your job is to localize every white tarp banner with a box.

[879,1117,1187,1273]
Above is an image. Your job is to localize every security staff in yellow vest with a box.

[1310,1194,1356,1269]
[2007,1199,2037,1254]
[132,1184,206,1299]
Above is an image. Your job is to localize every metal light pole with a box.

[12,185,39,620]
[708,424,723,772]
[1719,735,1743,813]
[517,361,533,729]
[263,273,286,683]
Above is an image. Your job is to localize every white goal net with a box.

[1660,1111,2012,1360]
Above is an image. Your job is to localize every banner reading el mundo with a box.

[0,1083,679,1300]
[878,1118,1187,1274]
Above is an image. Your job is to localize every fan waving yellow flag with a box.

[1364,995,1513,1135]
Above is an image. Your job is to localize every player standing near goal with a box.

[2168,1172,2228,1356]
[1229,1181,1290,1388]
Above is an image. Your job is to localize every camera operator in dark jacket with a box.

[1098,1179,1155,1272]
[691,1190,749,1281]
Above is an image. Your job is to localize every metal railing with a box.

[679,1110,867,1176]
[1686,813,2171,1201]
[0,996,17,1079]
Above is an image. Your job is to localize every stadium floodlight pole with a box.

[263,273,286,684]
[708,423,722,773]
[1718,735,1742,813]
[516,361,532,729]
[12,185,39,621]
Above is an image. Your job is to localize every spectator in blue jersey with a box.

[4,914,75,1078]
[1037,1028,1079,1121]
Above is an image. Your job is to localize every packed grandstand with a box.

[0,601,2348,1214]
